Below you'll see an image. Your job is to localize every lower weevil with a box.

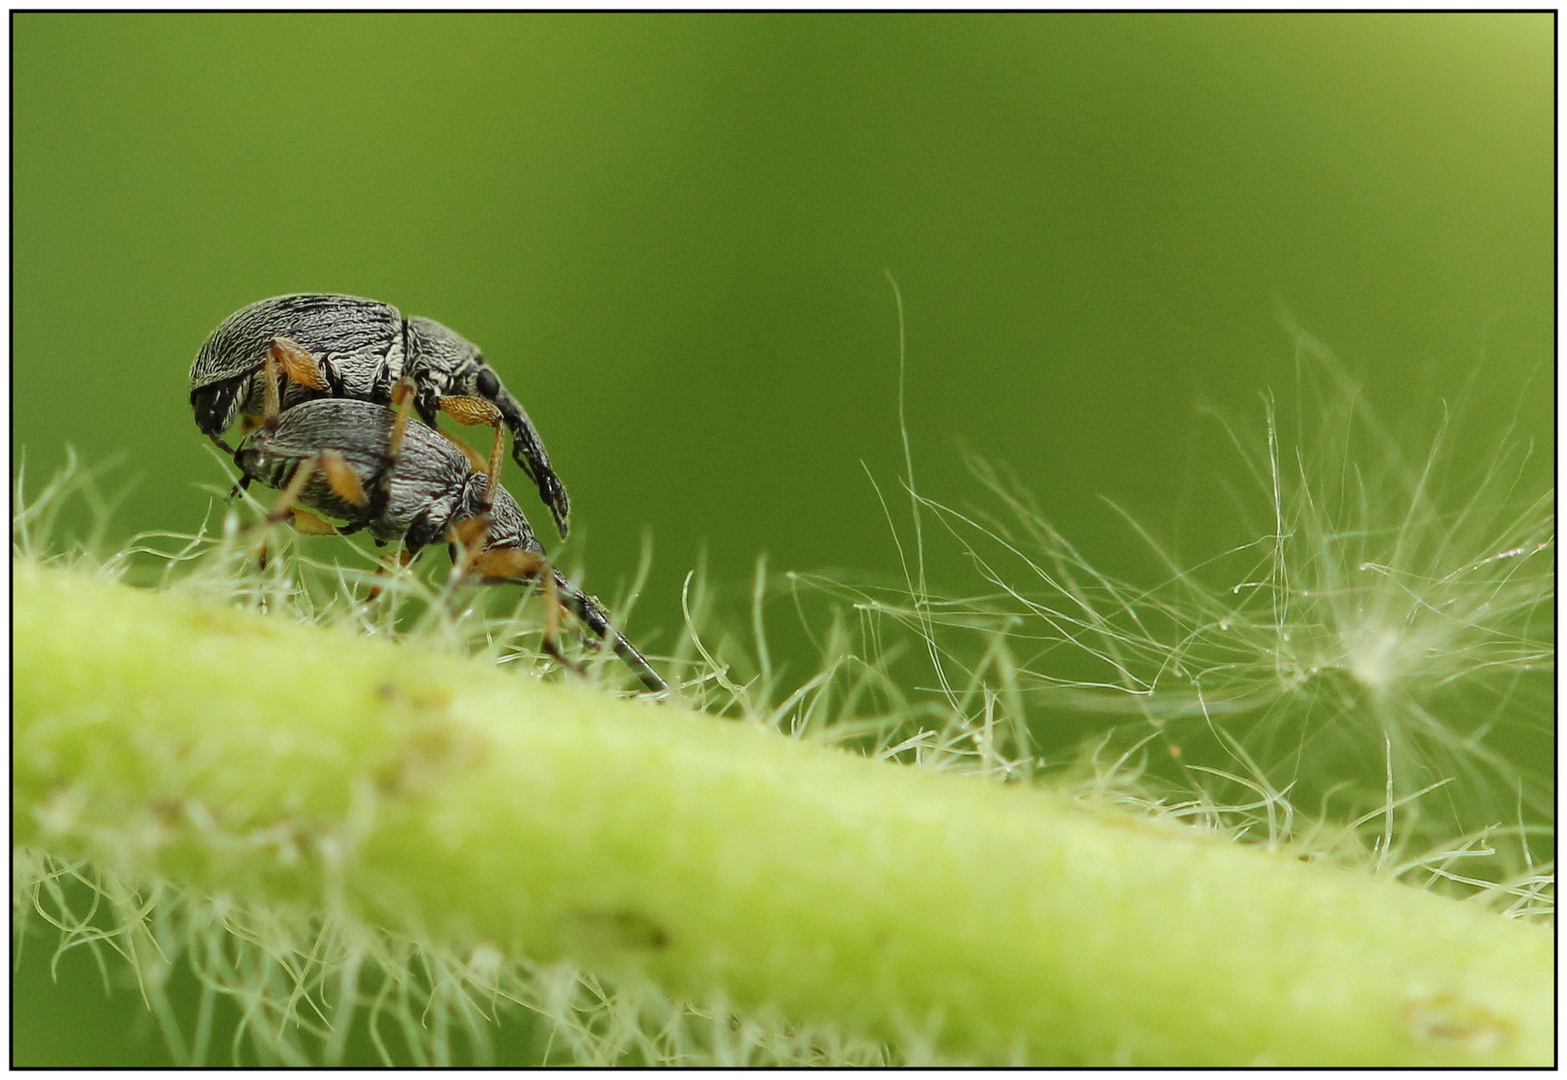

[230,368,665,693]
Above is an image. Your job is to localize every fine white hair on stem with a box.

[809,323,1551,894]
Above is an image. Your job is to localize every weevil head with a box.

[405,315,571,538]
[404,316,491,411]
[467,481,543,558]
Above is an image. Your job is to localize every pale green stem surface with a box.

[13,560,1553,1066]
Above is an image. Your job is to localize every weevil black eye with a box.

[476,369,500,399]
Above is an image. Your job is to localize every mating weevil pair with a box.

[191,294,666,693]
[191,293,570,536]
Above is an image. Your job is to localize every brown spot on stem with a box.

[1404,992,1514,1054]
[563,909,672,955]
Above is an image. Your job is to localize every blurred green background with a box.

[13,12,1552,1065]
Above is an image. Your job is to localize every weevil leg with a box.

[437,428,491,474]
[467,545,584,677]
[258,337,324,424]
[366,376,420,520]
[257,338,320,428]
[270,336,329,391]
[388,376,418,460]
[263,456,321,525]
[366,547,417,603]
[247,455,327,570]
[289,508,338,535]
[244,451,370,563]
[445,513,663,690]
[482,422,505,504]
[463,547,663,691]
[320,451,369,508]
[445,515,491,590]
[439,395,504,427]
[258,451,361,530]
[537,560,566,667]
[440,397,507,505]
[532,563,574,675]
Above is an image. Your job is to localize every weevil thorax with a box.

[190,294,407,439]
[404,316,494,417]
[473,483,546,558]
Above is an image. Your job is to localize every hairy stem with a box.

[13,560,1552,1065]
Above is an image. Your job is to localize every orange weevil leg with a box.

[264,456,321,525]
[366,377,420,515]
[259,337,329,429]
[440,397,506,504]
[247,455,331,566]
[440,396,504,428]
[444,516,492,593]
[270,336,329,390]
[483,423,505,504]
[437,429,491,474]
[289,508,338,535]
[539,562,564,656]
[468,547,583,676]
[388,376,418,461]
[366,547,417,602]
[319,451,369,508]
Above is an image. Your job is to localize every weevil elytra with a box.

[191,293,571,537]
[233,395,666,693]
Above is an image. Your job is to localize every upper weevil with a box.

[189,293,571,536]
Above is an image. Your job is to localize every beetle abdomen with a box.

[237,399,483,546]
[190,294,407,435]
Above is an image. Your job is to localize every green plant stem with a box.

[13,560,1552,1066]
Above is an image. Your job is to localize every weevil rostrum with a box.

[191,293,571,537]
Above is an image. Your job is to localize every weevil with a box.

[232,393,666,694]
[191,293,571,537]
